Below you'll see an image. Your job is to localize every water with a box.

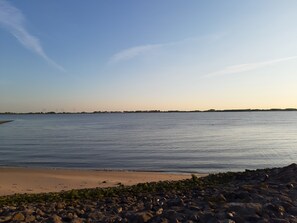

[0,112,297,173]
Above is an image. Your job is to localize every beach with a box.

[0,168,196,196]
[0,121,12,125]
[1,164,296,222]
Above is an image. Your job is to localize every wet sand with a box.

[0,168,203,196]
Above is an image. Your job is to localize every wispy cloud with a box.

[0,0,65,71]
[109,39,191,64]
[109,34,226,64]
[110,44,163,64]
[205,56,297,78]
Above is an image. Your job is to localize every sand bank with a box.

[0,120,13,125]
[0,168,204,196]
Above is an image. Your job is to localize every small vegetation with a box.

[0,172,239,206]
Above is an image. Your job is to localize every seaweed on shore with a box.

[0,172,237,206]
[1,164,295,206]
[1,164,297,222]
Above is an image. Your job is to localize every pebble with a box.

[12,212,25,221]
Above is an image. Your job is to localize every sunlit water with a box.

[0,112,297,173]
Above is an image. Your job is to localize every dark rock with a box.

[217,193,227,202]
[288,207,297,215]
[199,212,217,223]
[127,211,154,223]
[155,207,163,215]
[271,218,290,223]
[227,202,262,216]
[219,220,236,223]
[167,198,184,207]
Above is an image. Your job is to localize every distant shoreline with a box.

[1,108,297,115]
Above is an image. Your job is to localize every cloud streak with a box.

[0,0,64,71]
[110,44,162,64]
[205,56,297,77]
[109,38,194,64]
[109,34,225,64]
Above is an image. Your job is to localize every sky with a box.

[0,0,297,112]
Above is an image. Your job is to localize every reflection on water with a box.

[0,112,297,173]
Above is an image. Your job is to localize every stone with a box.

[12,212,25,221]
[288,207,297,215]
[63,212,75,220]
[36,209,45,216]
[137,211,154,223]
[156,208,163,215]
[219,220,236,223]
[50,214,63,223]
[227,212,234,218]
[71,218,84,223]
[114,207,123,213]
[56,202,65,209]
[217,193,227,202]
[188,205,201,211]
[24,208,35,215]
[25,215,36,222]
[227,202,262,216]
[199,212,217,223]
[161,218,169,223]
[271,219,290,223]
[0,216,12,222]
[167,198,184,207]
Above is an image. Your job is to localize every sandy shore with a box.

[0,120,12,125]
[1,164,296,222]
[0,168,203,196]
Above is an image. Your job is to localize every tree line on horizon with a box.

[1,108,297,115]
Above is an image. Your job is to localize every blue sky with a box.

[0,0,297,112]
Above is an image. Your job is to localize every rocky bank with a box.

[1,164,297,222]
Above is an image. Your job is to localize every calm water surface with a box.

[0,112,297,173]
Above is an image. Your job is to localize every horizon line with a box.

[1,108,297,114]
